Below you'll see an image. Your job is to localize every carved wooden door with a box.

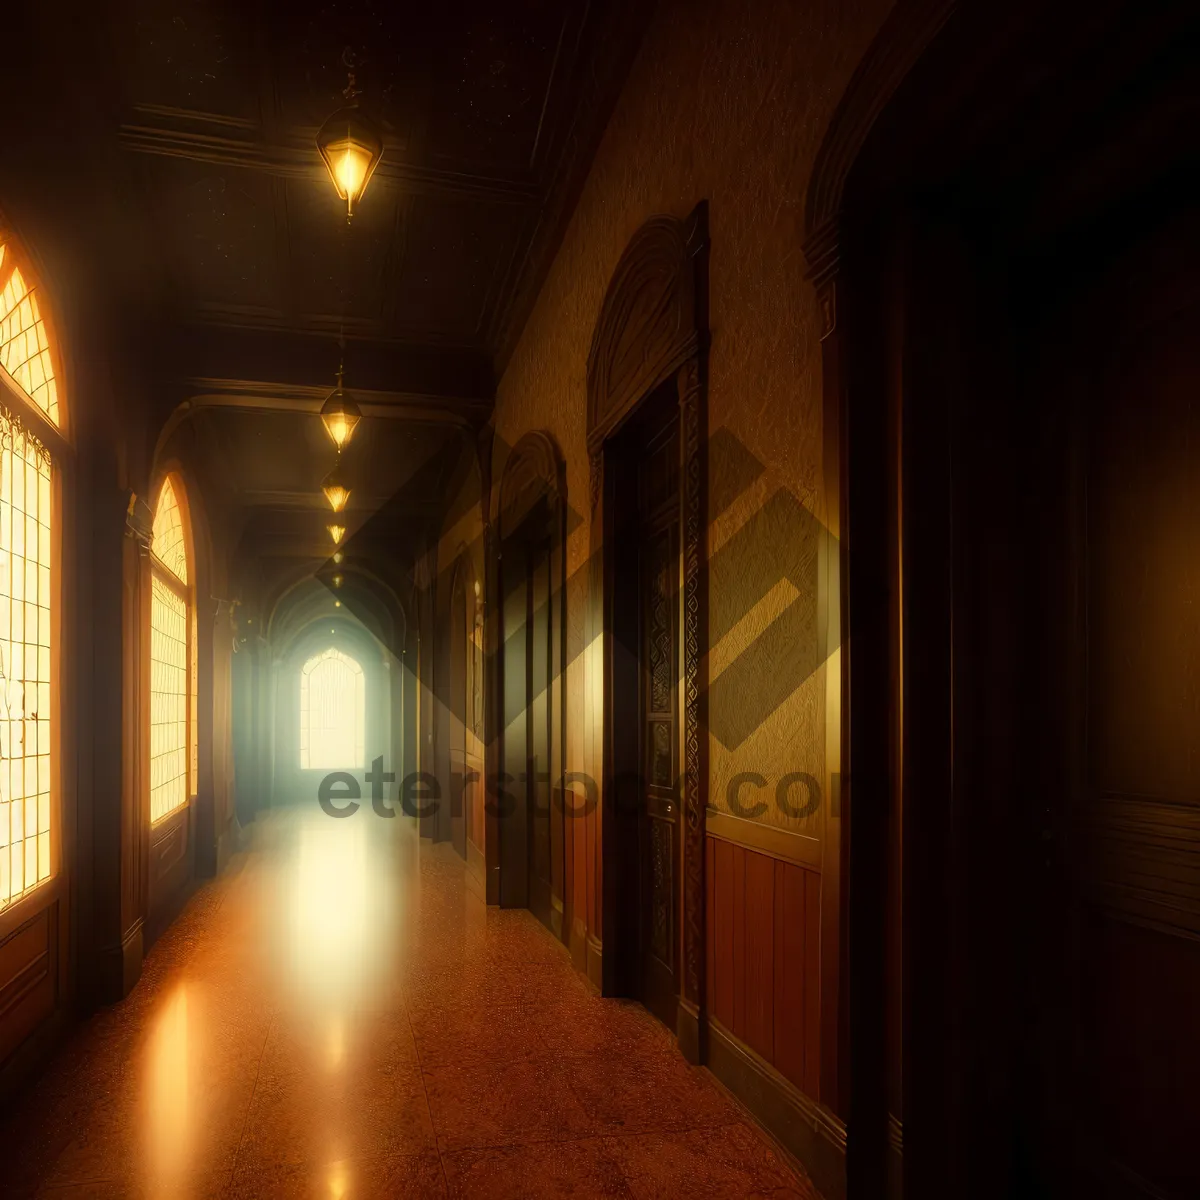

[637,412,681,1027]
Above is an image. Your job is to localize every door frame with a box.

[588,204,709,1063]
[494,432,568,938]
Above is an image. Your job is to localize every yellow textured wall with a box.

[493,0,893,934]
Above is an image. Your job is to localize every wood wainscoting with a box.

[0,891,66,1088]
[705,819,845,1199]
[146,801,195,947]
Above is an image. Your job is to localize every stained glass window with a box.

[300,648,365,770]
[0,415,53,911]
[0,244,60,428]
[150,475,192,823]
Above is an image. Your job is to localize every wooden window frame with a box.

[148,476,195,827]
[0,230,69,941]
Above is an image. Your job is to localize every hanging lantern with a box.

[322,462,351,513]
[319,368,362,450]
[328,523,346,546]
[332,550,344,564]
[316,50,384,221]
[332,573,344,589]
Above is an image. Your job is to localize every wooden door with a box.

[1041,217,1200,1197]
[608,390,681,1027]
[637,417,681,1026]
[527,540,554,932]
[500,537,529,909]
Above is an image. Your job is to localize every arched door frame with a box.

[270,613,394,811]
[586,204,709,1063]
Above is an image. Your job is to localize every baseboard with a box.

[586,934,603,992]
[706,1018,847,1200]
[97,919,143,1004]
[676,997,703,1064]
[569,919,588,977]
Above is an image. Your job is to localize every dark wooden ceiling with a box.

[5,0,650,581]
[107,0,648,379]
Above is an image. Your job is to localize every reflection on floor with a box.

[0,809,819,1198]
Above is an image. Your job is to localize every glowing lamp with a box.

[319,373,362,450]
[322,463,351,513]
[316,105,383,220]
[328,524,345,546]
[332,551,344,564]
[332,573,344,588]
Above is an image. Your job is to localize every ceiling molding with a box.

[182,388,487,425]
[185,302,482,350]
[168,322,494,406]
[119,117,540,207]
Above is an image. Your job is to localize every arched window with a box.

[300,648,364,770]
[0,232,63,912]
[149,475,194,824]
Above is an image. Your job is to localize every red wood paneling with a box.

[714,837,735,1027]
[706,838,716,1013]
[773,857,807,1087]
[743,850,775,1060]
[706,835,822,1099]
[731,844,747,1036]
[803,866,822,1096]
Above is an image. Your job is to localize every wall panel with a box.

[707,834,821,1098]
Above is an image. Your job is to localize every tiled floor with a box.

[0,810,819,1198]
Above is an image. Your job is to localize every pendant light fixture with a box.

[328,523,346,546]
[316,48,384,222]
[320,362,362,451]
[322,460,351,513]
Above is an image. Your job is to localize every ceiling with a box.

[108,0,648,376]
[14,0,651,585]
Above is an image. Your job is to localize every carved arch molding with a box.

[587,204,709,1033]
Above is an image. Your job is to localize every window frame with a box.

[0,229,69,935]
[148,472,195,827]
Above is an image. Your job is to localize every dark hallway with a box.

[1,1,1199,1198]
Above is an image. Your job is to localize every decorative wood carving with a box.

[587,207,707,453]
[678,355,706,1005]
[588,204,709,1020]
